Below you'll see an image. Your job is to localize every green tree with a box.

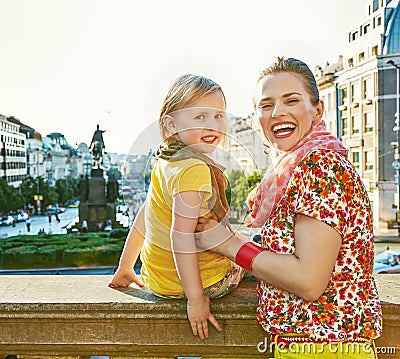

[55,178,79,205]
[247,171,262,192]
[20,176,37,207]
[39,177,58,208]
[226,170,263,213]
[0,179,24,214]
[20,176,59,210]
[227,170,249,211]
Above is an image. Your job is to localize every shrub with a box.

[108,228,128,239]
[0,233,126,269]
[2,245,57,268]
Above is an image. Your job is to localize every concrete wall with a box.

[0,275,398,358]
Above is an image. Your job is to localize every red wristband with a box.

[235,242,264,271]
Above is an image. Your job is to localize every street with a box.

[0,208,79,238]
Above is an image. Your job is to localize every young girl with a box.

[108,74,244,340]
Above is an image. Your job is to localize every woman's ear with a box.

[315,100,324,120]
[162,115,176,135]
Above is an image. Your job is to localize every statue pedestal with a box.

[79,203,116,232]
[75,168,122,233]
[88,177,106,204]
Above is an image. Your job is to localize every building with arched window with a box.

[316,0,400,230]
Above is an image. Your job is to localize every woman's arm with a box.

[107,204,146,288]
[172,191,222,339]
[196,214,341,301]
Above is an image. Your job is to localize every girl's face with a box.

[167,91,226,153]
[254,72,323,152]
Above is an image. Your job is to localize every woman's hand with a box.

[187,294,222,339]
[107,265,144,288]
[195,217,234,254]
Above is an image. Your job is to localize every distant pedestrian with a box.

[81,220,88,233]
[47,213,52,223]
[26,217,31,232]
[55,212,60,222]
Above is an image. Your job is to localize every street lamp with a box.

[387,59,400,234]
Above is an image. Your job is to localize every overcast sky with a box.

[0,0,369,154]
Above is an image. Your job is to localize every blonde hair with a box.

[159,74,226,140]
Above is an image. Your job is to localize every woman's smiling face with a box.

[254,72,323,152]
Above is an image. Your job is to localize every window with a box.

[348,58,354,67]
[341,87,348,104]
[373,0,379,12]
[342,117,348,137]
[351,31,358,41]
[372,45,379,55]
[364,112,374,132]
[377,17,382,26]
[365,150,374,170]
[351,82,360,102]
[352,115,361,134]
[364,24,370,34]
[363,77,373,99]
[359,52,365,62]
[352,151,360,170]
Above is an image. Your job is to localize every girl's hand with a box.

[187,294,222,339]
[195,217,234,253]
[107,266,144,288]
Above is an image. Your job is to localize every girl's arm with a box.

[196,214,341,302]
[107,204,146,288]
[172,191,222,340]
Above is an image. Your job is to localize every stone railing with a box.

[0,274,399,359]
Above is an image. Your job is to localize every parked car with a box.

[68,201,79,208]
[1,215,15,226]
[374,249,400,274]
[14,212,29,222]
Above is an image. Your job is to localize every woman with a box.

[195,57,382,358]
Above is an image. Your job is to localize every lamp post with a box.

[387,59,400,234]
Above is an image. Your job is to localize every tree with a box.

[227,170,249,212]
[107,167,122,181]
[247,171,262,192]
[55,178,79,205]
[20,176,37,208]
[226,170,263,214]
[20,176,59,210]
[0,179,24,214]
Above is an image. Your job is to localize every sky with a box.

[0,0,370,154]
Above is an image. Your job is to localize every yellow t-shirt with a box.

[140,157,232,295]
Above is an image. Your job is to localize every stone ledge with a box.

[0,275,398,358]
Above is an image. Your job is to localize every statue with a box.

[89,124,106,168]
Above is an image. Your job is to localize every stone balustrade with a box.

[0,274,399,359]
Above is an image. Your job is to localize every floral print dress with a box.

[256,150,382,341]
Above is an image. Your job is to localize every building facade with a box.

[0,114,27,187]
[314,0,400,230]
[226,115,271,176]
[43,132,81,185]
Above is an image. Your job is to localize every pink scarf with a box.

[245,118,348,228]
